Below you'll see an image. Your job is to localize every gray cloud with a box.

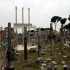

[0,0,70,33]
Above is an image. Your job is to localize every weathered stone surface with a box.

[51,61,57,65]
[43,61,47,63]
[67,65,70,70]
[48,49,51,50]
[55,48,59,50]
[58,53,61,55]
[10,65,15,70]
[49,63,52,65]
[36,57,42,63]
[46,58,51,61]
[62,61,65,64]
[40,66,44,70]
[63,56,67,58]
[54,65,57,70]
[47,65,53,70]
[41,52,45,55]
[45,67,47,70]
[42,63,46,66]
[63,65,67,70]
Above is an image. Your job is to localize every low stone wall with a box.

[0,44,8,70]
[0,40,16,70]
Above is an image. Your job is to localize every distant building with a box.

[4,27,15,37]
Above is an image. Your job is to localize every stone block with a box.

[41,63,46,66]
[9,65,15,70]
[46,58,51,61]
[47,65,53,70]
[63,65,67,70]
[51,61,57,65]
[62,61,65,64]
[41,52,45,55]
[40,66,44,70]
[36,57,42,63]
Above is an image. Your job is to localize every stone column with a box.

[22,28,24,46]
[61,24,64,54]
[24,27,27,61]
[50,23,53,56]
[28,28,30,46]
[16,28,18,47]
[28,8,30,24]
[38,28,41,57]
[8,23,11,62]
[15,7,17,24]
[22,7,24,24]
[64,28,65,43]
[34,29,36,46]
[45,30,47,41]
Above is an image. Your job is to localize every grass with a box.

[13,43,70,70]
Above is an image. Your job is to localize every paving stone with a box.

[40,66,44,70]
[49,63,52,65]
[48,49,51,50]
[58,53,61,55]
[51,61,57,65]
[67,65,70,70]
[36,57,42,63]
[63,56,67,58]
[10,65,15,70]
[63,65,67,70]
[55,48,59,50]
[62,61,65,64]
[45,68,47,70]
[44,49,47,50]
[46,58,51,61]
[43,61,47,63]
[47,65,53,70]
[41,52,45,55]
[42,63,46,66]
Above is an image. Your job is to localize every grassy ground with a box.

[13,43,70,70]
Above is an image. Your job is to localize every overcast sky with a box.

[0,0,70,33]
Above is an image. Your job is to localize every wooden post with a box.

[38,28,41,57]
[50,23,53,56]
[24,27,27,61]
